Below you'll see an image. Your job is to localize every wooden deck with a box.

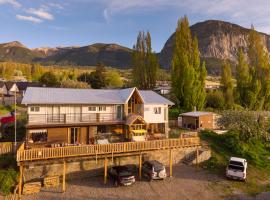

[16,138,201,162]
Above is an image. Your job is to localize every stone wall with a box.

[23,147,207,182]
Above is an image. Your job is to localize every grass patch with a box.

[200,130,270,196]
[0,155,18,195]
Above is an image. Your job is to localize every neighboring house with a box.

[178,111,215,130]
[0,81,8,97]
[21,87,174,147]
[5,81,19,96]
[154,86,171,95]
[16,82,43,96]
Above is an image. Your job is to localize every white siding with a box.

[143,104,168,123]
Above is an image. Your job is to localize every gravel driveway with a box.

[21,164,223,200]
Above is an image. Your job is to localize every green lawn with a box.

[200,130,270,196]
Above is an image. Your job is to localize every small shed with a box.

[179,111,214,130]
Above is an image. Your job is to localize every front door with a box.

[70,127,80,144]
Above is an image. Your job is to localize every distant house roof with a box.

[16,82,43,91]
[0,81,5,88]
[5,81,16,90]
[180,111,213,117]
[22,87,175,105]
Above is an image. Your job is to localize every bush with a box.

[0,155,17,169]
[206,90,225,109]
[169,107,180,119]
[0,169,18,195]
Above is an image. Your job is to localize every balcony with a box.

[27,113,124,126]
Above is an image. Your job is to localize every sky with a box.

[0,0,270,52]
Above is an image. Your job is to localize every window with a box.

[30,106,40,112]
[98,106,106,111]
[154,107,161,114]
[29,129,47,143]
[88,106,96,111]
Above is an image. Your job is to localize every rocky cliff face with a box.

[159,20,270,70]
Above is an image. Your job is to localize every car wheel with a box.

[114,180,118,187]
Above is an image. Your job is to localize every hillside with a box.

[37,43,132,68]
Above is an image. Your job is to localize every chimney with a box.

[194,106,197,112]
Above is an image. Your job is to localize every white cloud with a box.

[27,8,54,20]
[0,0,21,8]
[46,3,64,10]
[16,14,42,23]
[98,0,270,33]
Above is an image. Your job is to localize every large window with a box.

[98,106,106,111]
[88,106,96,111]
[154,107,161,114]
[30,106,40,112]
[29,129,47,143]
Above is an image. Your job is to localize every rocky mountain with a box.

[159,20,270,74]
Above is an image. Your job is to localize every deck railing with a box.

[16,138,201,162]
[0,142,22,156]
[28,113,123,125]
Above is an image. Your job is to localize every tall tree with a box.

[171,16,207,111]
[221,61,234,109]
[236,48,251,107]
[132,31,159,89]
[89,63,106,89]
[247,26,270,110]
[39,71,59,87]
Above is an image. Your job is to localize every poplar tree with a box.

[236,48,250,107]
[171,16,207,111]
[247,26,270,110]
[221,61,234,109]
[132,31,159,89]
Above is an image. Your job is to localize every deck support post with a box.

[18,162,23,199]
[196,147,199,166]
[139,152,142,180]
[169,149,173,177]
[62,160,66,192]
[104,156,108,184]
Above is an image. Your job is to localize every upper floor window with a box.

[30,106,40,112]
[154,107,161,114]
[88,106,96,111]
[99,106,106,111]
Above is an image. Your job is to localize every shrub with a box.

[169,107,180,119]
[0,169,18,195]
[206,90,225,109]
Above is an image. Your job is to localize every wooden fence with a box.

[16,138,201,162]
[0,142,18,156]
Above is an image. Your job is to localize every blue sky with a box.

[0,0,270,52]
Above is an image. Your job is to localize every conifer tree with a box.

[171,16,207,111]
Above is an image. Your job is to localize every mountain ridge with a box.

[1,20,270,73]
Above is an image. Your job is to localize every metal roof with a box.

[22,87,174,105]
[180,111,212,117]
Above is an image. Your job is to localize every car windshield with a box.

[116,166,133,176]
[150,161,164,171]
[228,161,244,171]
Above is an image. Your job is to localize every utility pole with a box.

[14,89,17,148]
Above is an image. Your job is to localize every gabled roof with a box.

[180,111,212,117]
[125,114,146,125]
[16,82,43,91]
[0,81,6,88]
[5,81,16,90]
[22,87,175,105]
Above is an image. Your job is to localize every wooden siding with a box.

[47,128,68,143]
[16,138,201,162]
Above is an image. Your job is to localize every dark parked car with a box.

[108,165,136,186]
[142,160,167,180]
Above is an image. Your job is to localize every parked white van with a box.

[226,157,247,181]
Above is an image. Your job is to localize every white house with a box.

[22,87,174,146]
